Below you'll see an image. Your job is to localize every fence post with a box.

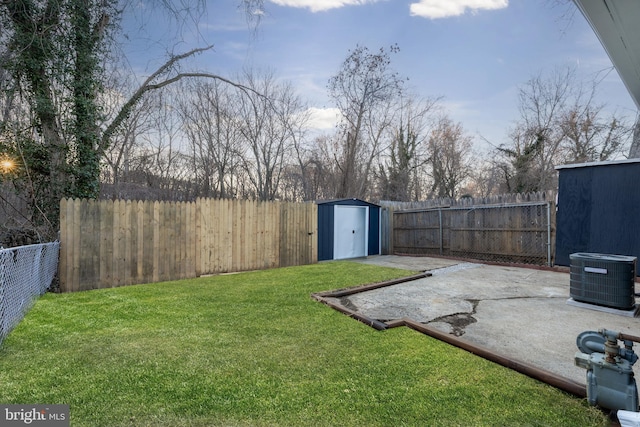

[0,252,6,340]
[439,208,443,255]
[547,202,552,267]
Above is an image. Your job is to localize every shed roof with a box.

[316,198,380,207]
[574,0,640,108]
[555,157,640,170]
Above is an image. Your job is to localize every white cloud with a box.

[410,0,508,19]
[306,107,341,129]
[269,0,377,13]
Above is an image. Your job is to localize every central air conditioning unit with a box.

[570,253,637,310]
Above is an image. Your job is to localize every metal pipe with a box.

[599,329,640,344]
[619,332,640,344]
[390,318,587,398]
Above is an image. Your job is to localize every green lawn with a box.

[0,262,606,426]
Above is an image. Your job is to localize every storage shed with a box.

[317,199,380,261]
[555,159,640,268]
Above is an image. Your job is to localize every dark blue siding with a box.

[318,204,334,261]
[368,207,380,256]
[556,161,640,270]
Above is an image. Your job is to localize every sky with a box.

[122,0,638,154]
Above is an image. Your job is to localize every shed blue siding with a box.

[317,204,335,261]
[555,160,640,269]
[368,207,380,257]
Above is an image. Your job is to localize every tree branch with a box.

[100,46,266,153]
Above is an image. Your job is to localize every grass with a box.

[0,261,606,426]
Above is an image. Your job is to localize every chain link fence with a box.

[392,202,554,266]
[0,241,60,346]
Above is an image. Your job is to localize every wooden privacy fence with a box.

[59,198,317,292]
[392,201,554,266]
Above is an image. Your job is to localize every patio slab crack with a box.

[425,299,479,336]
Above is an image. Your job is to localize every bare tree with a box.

[427,116,473,199]
[378,124,415,201]
[513,67,572,191]
[496,124,545,193]
[101,91,155,194]
[631,116,640,159]
[127,90,193,200]
[177,79,243,199]
[280,93,313,202]
[560,103,630,163]
[291,135,342,201]
[465,160,502,198]
[291,138,325,201]
[328,44,405,199]
[378,95,440,201]
[236,69,307,201]
[496,67,632,193]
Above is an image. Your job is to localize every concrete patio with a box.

[334,255,640,385]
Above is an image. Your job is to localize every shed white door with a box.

[333,205,368,260]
